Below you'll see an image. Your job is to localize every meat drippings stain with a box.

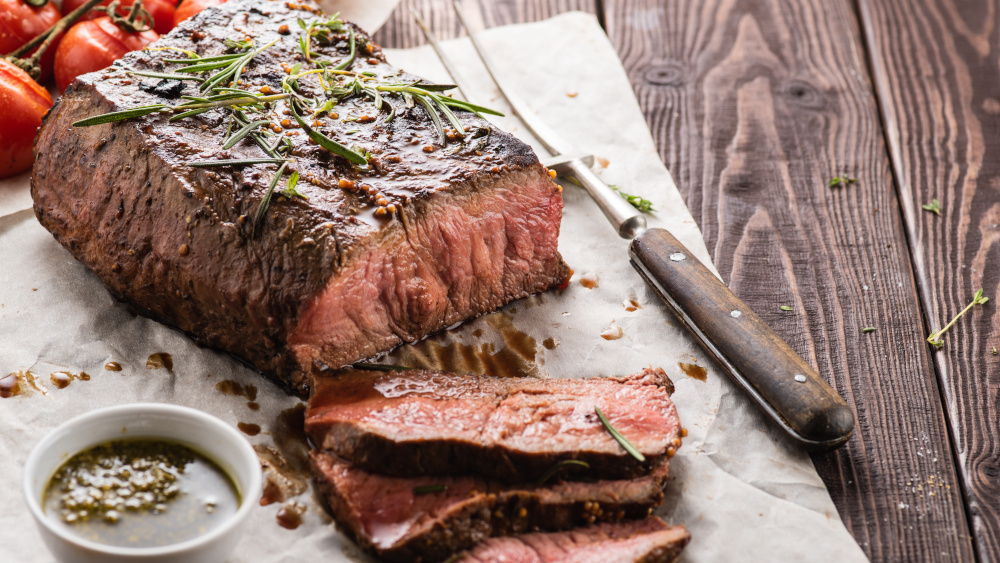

[0,373,22,398]
[256,404,310,506]
[542,338,558,350]
[579,273,599,289]
[276,501,305,530]
[601,324,624,340]
[146,353,173,370]
[215,380,258,410]
[1,371,46,397]
[50,371,91,389]
[238,422,261,436]
[624,299,642,312]
[390,313,542,377]
[678,362,707,381]
[104,362,123,372]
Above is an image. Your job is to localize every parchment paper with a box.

[0,11,868,563]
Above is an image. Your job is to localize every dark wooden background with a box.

[377,0,1000,561]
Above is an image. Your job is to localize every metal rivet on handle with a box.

[669,252,686,262]
[794,374,807,383]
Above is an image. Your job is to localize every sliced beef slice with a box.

[31,0,569,396]
[310,450,671,562]
[305,367,682,481]
[455,517,690,563]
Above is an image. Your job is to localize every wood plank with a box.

[374,0,596,49]
[601,0,974,560]
[858,0,1000,558]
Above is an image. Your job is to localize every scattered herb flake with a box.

[779,305,793,311]
[595,406,645,462]
[609,185,654,213]
[281,171,307,200]
[862,327,876,333]
[829,175,858,187]
[922,199,941,216]
[927,289,989,348]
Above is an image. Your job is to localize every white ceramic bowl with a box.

[23,403,262,563]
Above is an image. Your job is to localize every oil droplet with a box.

[276,502,305,530]
[669,252,686,262]
[579,273,599,289]
[146,353,173,370]
[678,362,707,381]
[238,422,261,436]
[601,324,624,340]
[104,361,123,372]
[542,338,558,350]
[49,371,90,388]
[0,373,22,398]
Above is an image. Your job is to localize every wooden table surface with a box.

[377,1,1000,561]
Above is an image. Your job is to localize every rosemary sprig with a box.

[289,99,368,164]
[129,70,205,82]
[73,105,170,126]
[535,460,590,488]
[413,484,447,495]
[922,199,941,216]
[222,119,271,150]
[609,185,654,212]
[595,406,645,462]
[927,289,989,348]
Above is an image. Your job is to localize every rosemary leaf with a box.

[73,104,169,126]
[415,95,446,145]
[332,28,357,71]
[595,406,646,462]
[168,108,211,121]
[779,305,793,311]
[534,460,590,488]
[188,158,291,167]
[922,199,941,216]
[128,70,204,82]
[413,484,447,495]
[222,119,271,150]
[253,161,289,232]
[290,101,368,165]
[862,327,876,333]
[163,53,243,64]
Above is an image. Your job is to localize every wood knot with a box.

[641,62,685,87]
[782,80,825,110]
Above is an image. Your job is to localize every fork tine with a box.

[449,0,573,157]
[412,12,471,101]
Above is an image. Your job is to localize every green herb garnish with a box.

[927,289,989,348]
[829,175,858,187]
[281,171,308,201]
[413,484,447,495]
[595,406,645,462]
[535,460,590,487]
[609,185,654,212]
[862,327,876,333]
[779,305,793,311]
[922,199,941,216]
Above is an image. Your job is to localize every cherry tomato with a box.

[0,0,62,81]
[173,0,227,27]
[61,0,177,36]
[54,17,158,92]
[0,58,53,178]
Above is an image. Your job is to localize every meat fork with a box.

[415,2,854,450]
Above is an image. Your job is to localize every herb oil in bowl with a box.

[42,439,240,548]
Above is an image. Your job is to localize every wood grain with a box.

[859,0,1000,559]
[601,0,973,560]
